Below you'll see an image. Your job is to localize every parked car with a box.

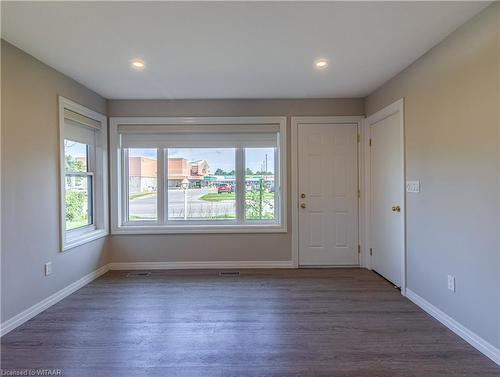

[217,184,233,194]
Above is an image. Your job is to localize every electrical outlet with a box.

[406,180,420,193]
[45,262,52,276]
[447,275,455,292]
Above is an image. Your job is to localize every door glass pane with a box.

[167,148,236,220]
[245,148,276,220]
[65,175,92,230]
[128,148,158,221]
[64,140,88,172]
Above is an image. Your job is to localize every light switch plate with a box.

[447,275,455,292]
[45,262,52,276]
[406,180,420,193]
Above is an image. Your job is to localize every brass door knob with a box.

[300,203,306,209]
[391,205,401,212]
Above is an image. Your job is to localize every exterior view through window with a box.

[64,140,92,230]
[245,148,276,220]
[122,147,279,223]
[168,148,236,220]
[124,148,277,221]
[128,148,158,221]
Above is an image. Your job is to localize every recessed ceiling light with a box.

[315,59,328,69]
[130,59,145,70]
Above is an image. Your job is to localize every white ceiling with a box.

[2,1,490,99]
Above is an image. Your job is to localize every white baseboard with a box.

[0,264,109,337]
[406,289,500,366]
[108,260,295,270]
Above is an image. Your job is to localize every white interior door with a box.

[370,112,404,287]
[298,123,358,266]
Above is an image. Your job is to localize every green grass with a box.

[129,192,156,201]
[66,218,90,230]
[200,192,274,202]
[200,193,235,201]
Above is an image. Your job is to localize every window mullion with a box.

[157,148,165,225]
[236,148,245,224]
[274,147,279,222]
[164,148,170,225]
[122,148,130,225]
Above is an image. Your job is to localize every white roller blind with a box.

[64,120,96,145]
[64,108,102,130]
[118,124,279,148]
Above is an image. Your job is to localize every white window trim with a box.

[109,116,287,234]
[59,96,108,251]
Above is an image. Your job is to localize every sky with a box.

[65,140,87,160]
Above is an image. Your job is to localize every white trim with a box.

[299,264,361,268]
[406,289,500,366]
[363,99,406,295]
[58,96,109,251]
[291,116,364,268]
[109,116,287,234]
[0,264,109,337]
[108,261,295,270]
[111,224,286,235]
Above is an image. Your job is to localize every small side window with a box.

[59,97,108,250]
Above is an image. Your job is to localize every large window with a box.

[111,117,286,233]
[59,97,108,250]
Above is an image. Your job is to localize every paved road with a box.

[129,188,236,220]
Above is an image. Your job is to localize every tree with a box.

[245,178,274,220]
[214,168,225,175]
[66,191,87,223]
[245,168,254,176]
[65,155,85,172]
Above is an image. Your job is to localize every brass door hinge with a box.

[369,248,373,256]
[358,245,361,254]
[369,138,372,147]
[357,189,361,198]
[357,134,360,143]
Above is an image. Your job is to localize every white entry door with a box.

[369,108,404,287]
[298,123,358,266]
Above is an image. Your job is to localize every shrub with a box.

[66,191,87,222]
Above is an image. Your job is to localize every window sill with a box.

[62,228,108,251]
[111,224,287,235]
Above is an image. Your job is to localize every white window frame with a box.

[59,96,108,251]
[110,116,287,234]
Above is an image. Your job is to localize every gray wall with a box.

[107,99,364,263]
[365,4,500,348]
[1,41,109,322]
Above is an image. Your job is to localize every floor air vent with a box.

[126,271,151,277]
[219,271,240,277]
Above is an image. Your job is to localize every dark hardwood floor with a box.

[1,268,499,376]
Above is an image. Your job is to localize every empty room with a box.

[1,1,499,376]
